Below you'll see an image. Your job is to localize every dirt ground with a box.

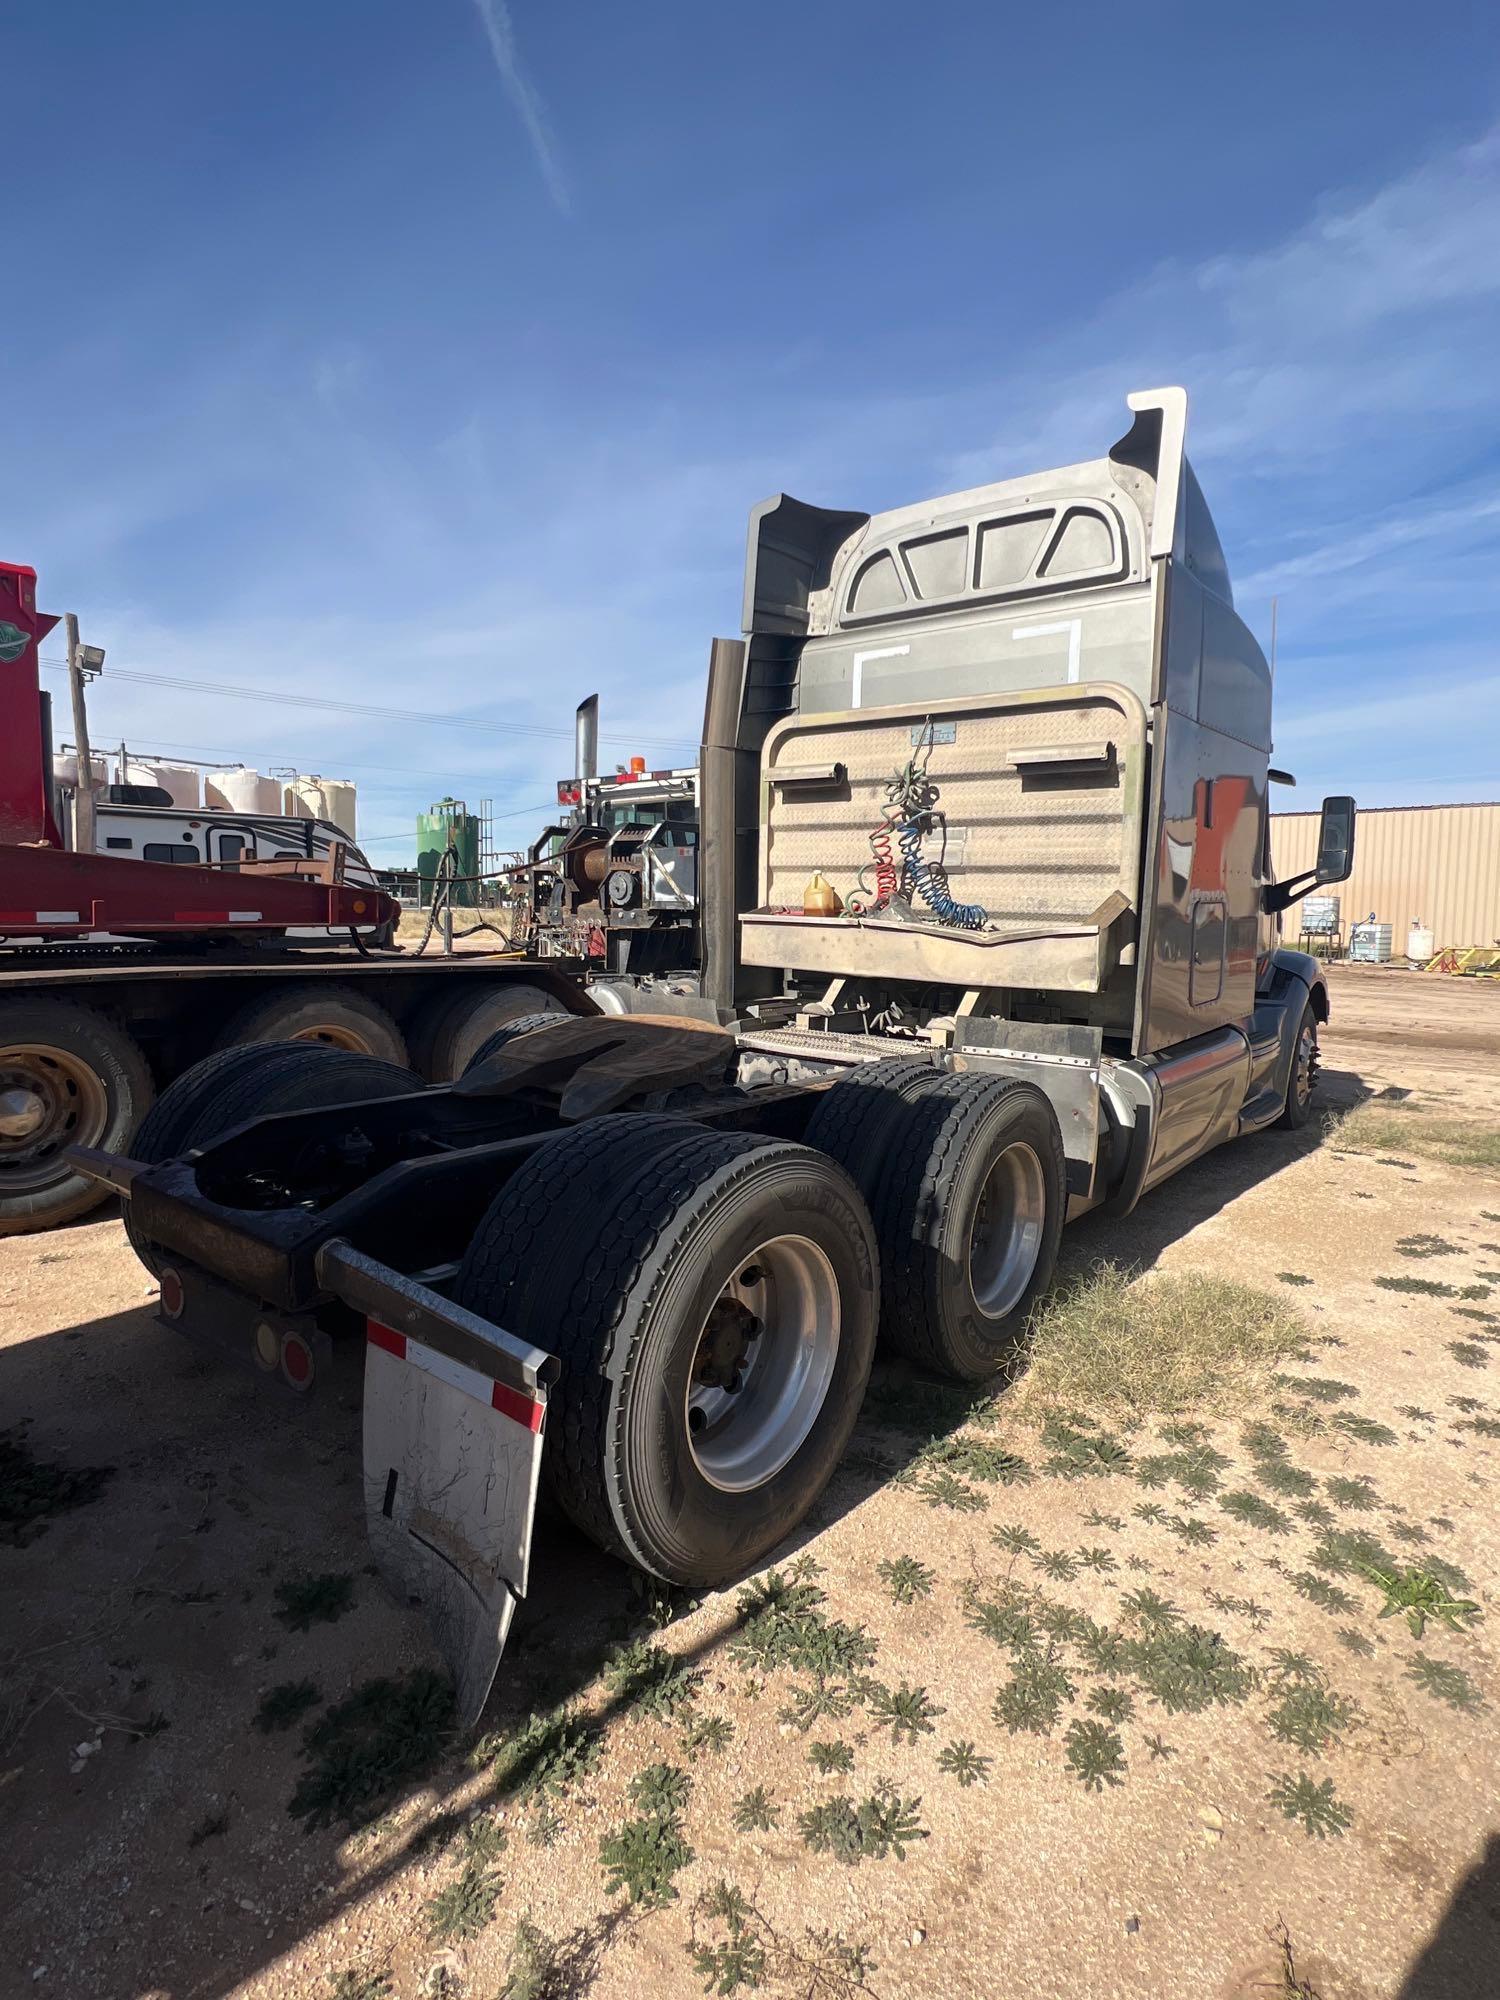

[4,964,1500,2000]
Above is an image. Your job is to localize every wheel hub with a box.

[968,1140,1047,1319]
[692,1295,760,1393]
[0,1045,110,1191]
[0,1083,49,1141]
[685,1237,841,1493]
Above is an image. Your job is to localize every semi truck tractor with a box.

[525,696,702,987]
[74,387,1354,1720]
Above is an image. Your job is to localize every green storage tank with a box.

[416,798,480,908]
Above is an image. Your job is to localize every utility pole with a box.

[65,613,97,855]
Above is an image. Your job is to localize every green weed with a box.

[0,1430,114,1547]
[936,1739,992,1787]
[992,1651,1076,1735]
[1267,1682,1358,1754]
[599,1811,695,1907]
[427,1862,501,1942]
[866,1680,942,1743]
[808,1740,855,1775]
[731,1786,780,1833]
[273,1572,355,1631]
[1064,1717,1126,1792]
[1268,1770,1352,1839]
[798,1784,927,1865]
[472,1705,600,1800]
[1360,1565,1481,1637]
[680,1710,735,1756]
[688,1881,767,1997]
[629,1763,692,1816]
[876,1555,934,1604]
[289,1670,455,1830]
[603,1639,704,1718]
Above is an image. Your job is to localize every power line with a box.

[36,658,698,754]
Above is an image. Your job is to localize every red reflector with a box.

[280,1332,314,1389]
[366,1320,406,1360]
[159,1268,185,1320]
[493,1380,546,1433]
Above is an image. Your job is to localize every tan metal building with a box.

[1271,801,1500,954]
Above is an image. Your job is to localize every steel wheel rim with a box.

[968,1140,1047,1318]
[0,1044,110,1194]
[685,1234,840,1493]
[289,1025,372,1053]
[1293,1023,1316,1108]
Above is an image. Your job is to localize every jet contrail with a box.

[469,0,571,214]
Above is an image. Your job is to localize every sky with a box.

[5,1,1499,864]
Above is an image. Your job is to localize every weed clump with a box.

[288,1670,455,1830]
[0,1430,114,1546]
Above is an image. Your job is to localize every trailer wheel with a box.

[125,1042,417,1271]
[456,1117,879,1585]
[0,999,154,1235]
[211,984,408,1065]
[408,982,565,1082]
[872,1073,1066,1382]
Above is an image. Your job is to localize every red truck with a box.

[0,560,585,1234]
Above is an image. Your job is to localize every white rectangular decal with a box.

[850,644,909,709]
[1012,618,1083,682]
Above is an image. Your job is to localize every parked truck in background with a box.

[74,387,1355,1717]
[523,695,702,989]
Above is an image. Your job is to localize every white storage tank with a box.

[52,750,108,789]
[205,767,284,816]
[321,778,357,839]
[1408,921,1435,964]
[125,759,200,809]
[1301,894,1341,935]
[284,776,325,820]
[1350,922,1394,963]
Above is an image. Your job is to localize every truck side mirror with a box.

[1263,794,1357,914]
[1315,794,1355,885]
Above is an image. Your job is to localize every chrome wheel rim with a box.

[1293,1023,1316,1108]
[968,1141,1047,1318]
[685,1234,840,1493]
[0,1045,109,1195]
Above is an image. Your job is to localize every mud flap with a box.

[362,1321,547,1727]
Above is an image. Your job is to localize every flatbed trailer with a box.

[74,387,1357,1719]
[0,556,593,1232]
[0,941,590,1234]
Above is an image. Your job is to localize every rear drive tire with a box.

[211,983,408,1065]
[125,1042,417,1271]
[456,1116,879,1584]
[801,1057,945,1210]
[0,999,154,1235]
[872,1072,1065,1382]
[1275,1002,1319,1130]
[408,982,565,1081]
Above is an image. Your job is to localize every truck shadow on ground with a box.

[2,1067,1367,1996]
[1396,1831,1500,1998]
